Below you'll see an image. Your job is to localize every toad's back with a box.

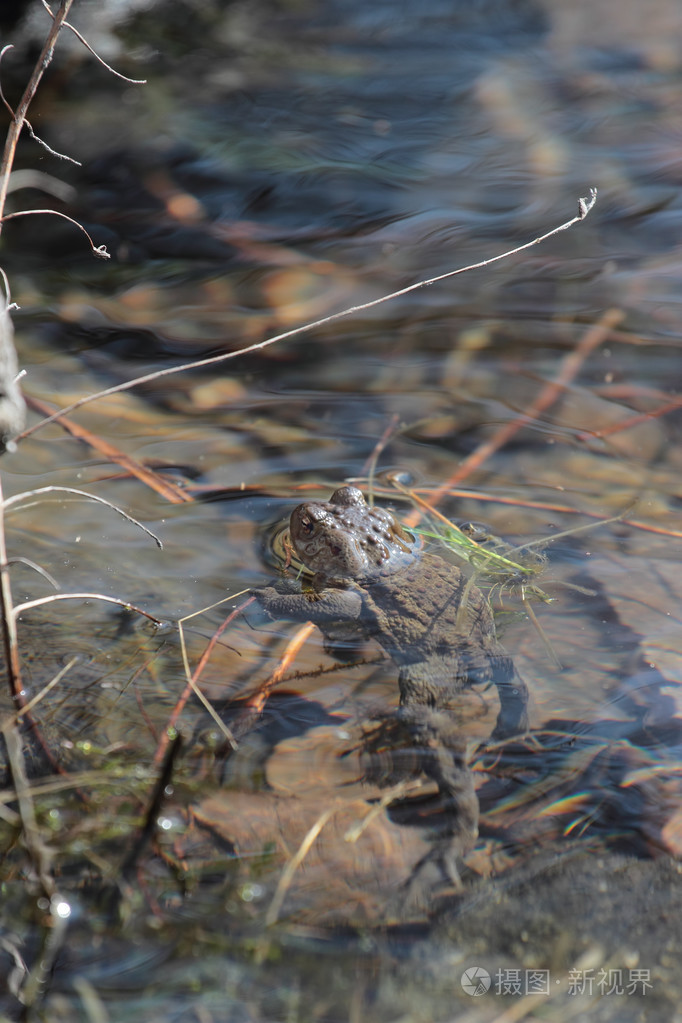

[359,550,511,707]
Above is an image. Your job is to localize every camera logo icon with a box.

[461,967,491,996]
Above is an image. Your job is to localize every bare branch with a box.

[0,0,75,227]
[0,45,16,119]
[578,189,597,219]
[0,209,110,258]
[0,266,11,307]
[265,806,336,926]
[41,0,147,85]
[2,720,56,895]
[24,120,82,165]
[4,485,163,548]
[12,592,163,623]
[2,720,72,1011]
[18,191,598,439]
[0,475,22,701]
[0,303,26,450]
[1,44,81,166]
[7,169,77,202]
[15,657,77,718]
[6,557,60,590]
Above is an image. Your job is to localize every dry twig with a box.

[40,0,147,85]
[4,484,163,547]
[0,0,75,225]
[18,190,598,439]
[0,208,110,258]
[1,720,72,1008]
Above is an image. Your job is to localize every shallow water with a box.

[2,0,682,1019]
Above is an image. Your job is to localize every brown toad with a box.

[255,485,528,886]
[257,485,528,738]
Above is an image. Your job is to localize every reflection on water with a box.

[2,0,682,1018]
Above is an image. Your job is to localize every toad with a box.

[255,485,528,884]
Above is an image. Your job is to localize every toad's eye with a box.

[299,516,315,536]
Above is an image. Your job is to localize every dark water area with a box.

[2,0,682,1019]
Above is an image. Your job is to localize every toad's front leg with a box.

[255,580,364,627]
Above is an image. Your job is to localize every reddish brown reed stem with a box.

[26,394,193,504]
[153,598,255,766]
[577,392,682,443]
[403,308,624,526]
[242,622,315,717]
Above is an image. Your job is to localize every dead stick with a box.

[121,732,182,882]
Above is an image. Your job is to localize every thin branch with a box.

[6,556,60,590]
[17,190,598,439]
[3,718,72,1010]
[0,209,110,258]
[363,413,400,507]
[0,0,75,227]
[0,480,75,779]
[12,592,163,623]
[0,265,11,307]
[24,119,82,165]
[166,600,251,762]
[0,47,82,165]
[7,169,77,201]
[237,622,315,723]
[0,476,22,701]
[343,779,425,842]
[2,720,55,895]
[367,479,682,541]
[41,0,147,85]
[577,392,682,442]
[154,591,258,765]
[120,733,182,883]
[4,485,163,548]
[265,805,336,926]
[15,657,77,719]
[0,45,16,119]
